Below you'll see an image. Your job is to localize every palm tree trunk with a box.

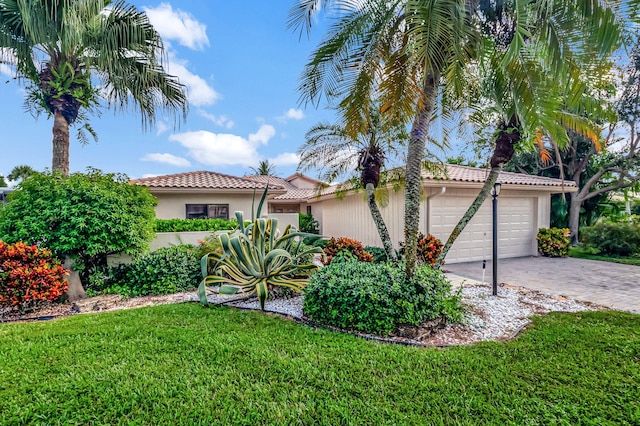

[404,70,440,280]
[569,194,582,244]
[366,183,397,263]
[434,167,501,268]
[52,111,70,176]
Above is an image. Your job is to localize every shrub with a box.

[322,237,373,265]
[298,213,320,234]
[537,228,571,257]
[94,245,201,297]
[304,262,462,335]
[581,221,640,256]
[399,233,443,266]
[0,170,156,288]
[364,246,389,263]
[196,233,225,260]
[155,218,237,233]
[0,241,68,309]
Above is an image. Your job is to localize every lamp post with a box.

[491,182,502,296]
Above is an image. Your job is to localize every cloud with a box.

[141,153,191,167]
[167,58,220,106]
[155,121,170,136]
[269,152,300,167]
[169,124,276,167]
[197,109,234,128]
[0,48,16,77]
[277,108,305,122]
[143,3,209,50]
[0,63,11,77]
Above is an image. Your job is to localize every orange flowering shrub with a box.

[0,241,68,309]
[322,237,373,265]
[400,233,443,266]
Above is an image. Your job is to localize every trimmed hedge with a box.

[304,262,462,335]
[154,218,237,233]
[581,220,640,256]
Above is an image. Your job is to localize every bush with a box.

[304,262,462,335]
[155,218,237,233]
[399,233,443,266]
[364,246,389,263]
[322,237,373,265]
[581,221,640,256]
[298,213,320,234]
[0,241,68,309]
[94,245,201,297]
[537,228,571,257]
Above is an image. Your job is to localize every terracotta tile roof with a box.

[273,189,318,200]
[131,171,286,190]
[243,175,298,190]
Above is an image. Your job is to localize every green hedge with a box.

[581,220,640,256]
[537,228,571,257]
[303,262,462,335]
[154,218,237,232]
[93,245,201,297]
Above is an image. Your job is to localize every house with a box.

[133,165,576,264]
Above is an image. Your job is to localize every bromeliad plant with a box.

[198,212,324,310]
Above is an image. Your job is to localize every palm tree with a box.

[298,109,406,262]
[7,165,35,183]
[249,160,277,176]
[0,0,187,176]
[289,0,479,279]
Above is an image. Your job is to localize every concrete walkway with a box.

[444,256,640,314]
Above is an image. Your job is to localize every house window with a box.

[269,204,300,214]
[185,204,229,219]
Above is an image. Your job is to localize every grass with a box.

[569,247,640,266]
[0,304,638,425]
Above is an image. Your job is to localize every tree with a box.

[289,0,479,279]
[0,0,187,176]
[7,165,35,183]
[433,0,621,267]
[298,109,407,262]
[0,175,7,187]
[0,170,157,299]
[249,160,277,176]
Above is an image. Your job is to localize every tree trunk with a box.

[435,167,502,268]
[568,194,582,244]
[366,183,397,263]
[63,256,86,301]
[404,70,440,280]
[52,111,70,176]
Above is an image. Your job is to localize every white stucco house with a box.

[132,165,575,264]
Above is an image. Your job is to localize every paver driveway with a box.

[444,256,640,314]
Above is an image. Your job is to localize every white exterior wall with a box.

[153,192,257,220]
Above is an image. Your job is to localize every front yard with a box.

[1,304,638,425]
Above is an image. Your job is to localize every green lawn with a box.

[0,304,638,425]
[569,247,640,266]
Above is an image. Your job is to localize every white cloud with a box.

[277,108,305,122]
[167,58,220,107]
[0,47,16,77]
[269,152,300,167]
[0,63,11,77]
[143,3,209,50]
[169,124,276,167]
[141,153,191,167]
[197,109,234,128]
[155,121,170,136]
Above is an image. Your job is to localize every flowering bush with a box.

[400,233,443,266]
[0,241,68,309]
[322,237,373,265]
[537,228,571,257]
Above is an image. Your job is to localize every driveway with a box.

[444,256,640,314]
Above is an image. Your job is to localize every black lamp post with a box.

[491,182,502,296]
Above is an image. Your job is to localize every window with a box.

[269,204,300,214]
[185,204,229,219]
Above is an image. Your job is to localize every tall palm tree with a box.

[0,0,187,176]
[298,109,407,262]
[289,0,478,279]
[249,160,277,176]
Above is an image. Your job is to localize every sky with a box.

[0,1,348,183]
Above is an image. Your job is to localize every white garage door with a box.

[429,196,535,264]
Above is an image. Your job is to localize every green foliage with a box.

[537,228,571,257]
[196,233,224,260]
[94,245,201,297]
[0,175,7,187]
[322,237,373,265]
[199,213,323,309]
[364,246,389,263]
[0,170,157,286]
[304,262,462,335]
[0,241,68,310]
[581,220,640,256]
[298,213,320,234]
[569,246,640,266]
[400,233,443,266]
[155,218,237,233]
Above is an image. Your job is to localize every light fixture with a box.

[491,181,501,296]
[491,182,502,197]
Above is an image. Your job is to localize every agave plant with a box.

[198,212,323,309]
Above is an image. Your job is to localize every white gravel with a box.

[200,274,602,347]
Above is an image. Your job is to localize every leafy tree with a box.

[298,109,407,262]
[7,165,36,183]
[0,175,7,187]
[0,0,187,176]
[249,160,277,176]
[0,170,157,298]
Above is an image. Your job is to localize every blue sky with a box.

[0,1,347,182]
